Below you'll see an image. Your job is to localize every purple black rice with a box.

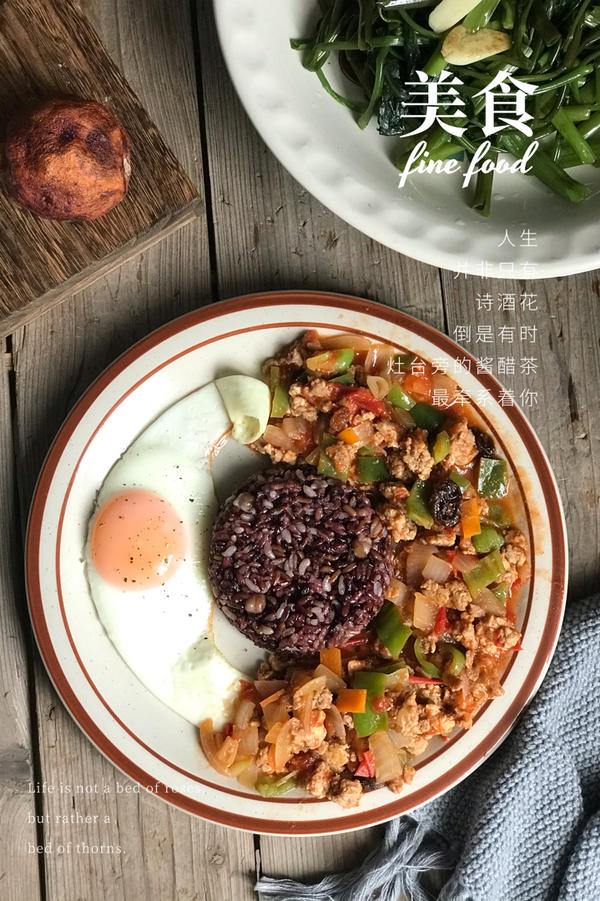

[208,464,392,655]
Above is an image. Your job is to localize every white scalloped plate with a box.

[26,292,567,834]
[214,0,600,279]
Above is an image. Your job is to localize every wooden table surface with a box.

[1,1,599,899]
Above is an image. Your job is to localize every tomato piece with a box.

[434,607,448,637]
[344,387,390,419]
[403,369,433,400]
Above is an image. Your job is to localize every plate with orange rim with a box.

[25,290,567,835]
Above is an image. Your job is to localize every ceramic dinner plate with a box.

[214,0,600,279]
[26,292,567,835]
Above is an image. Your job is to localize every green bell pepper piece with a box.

[306,348,354,375]
[432,430,450,464]
[395,352,418,371]
[331,371,355,385]
[464,548,506,596]
[410,403,446,431]
[317,450,347,482]
[356,455,390,483]
[472,525,505,554]
[352,671,388,737]
[267,365,280,390]
[414,637,441,678]
[255,774,297,797]
[485,502,511,528]
[407,479,433,529]
[353,671,387,695]
[492,582,508,603]
[478,457,509,498]
[439,642,465,676]
[374,603,412,658]
[450,471,471,493]
[388,383,415,410]
[270,384,290,418]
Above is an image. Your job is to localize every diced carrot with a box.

[267,744,277,770]
[337,427,360,445]
[461,497,481,540]
[335,688,367,713]
[260,689,286,709]
[320,647,343,678]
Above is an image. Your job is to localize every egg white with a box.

[85,382,246,727]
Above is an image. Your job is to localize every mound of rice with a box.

[208,464,392,655]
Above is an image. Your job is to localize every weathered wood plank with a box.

[11,2,254,900]
[439,270,600,601]
[0,0,198,332]
[197,0,444,878]
[0,345,42,901]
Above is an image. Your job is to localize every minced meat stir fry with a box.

[199,331,530,806]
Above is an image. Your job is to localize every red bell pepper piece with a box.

[344,387,390,419]
[408,675,443,685]
[434,607,448,637]
[446,549,459,578]
[354,749,376,778]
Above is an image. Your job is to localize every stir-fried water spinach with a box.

[291,0,600,215]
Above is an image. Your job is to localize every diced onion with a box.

[293,675,327,701]
[325,704,346,741]
[422,555,453,584]
[368,732,405,782]
[263,424,295,450]
[236,759,260,789]
[386,578,409,605]
[413,591,439,632]
[375,345,394,376]
[364,346,377,374]
[275,719,295,772]
[321,333,373,352]
[282,416,312,441]
[453,551,479,574]
[474,587,507,616]
[233,723,259,757]
[199,720,233,776]
[253,679,288,699]
[406,544,436,586]
[367,375,390,400]
[265,721,285,744]
[313,663,346,693]
[233,697,256,728]
[263,697,290,730]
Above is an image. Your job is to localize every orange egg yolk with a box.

[90,490,186,590]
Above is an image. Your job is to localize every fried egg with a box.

[85,382,247,727]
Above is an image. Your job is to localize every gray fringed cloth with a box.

[256,594,600,901]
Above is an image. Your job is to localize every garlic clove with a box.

[429,0,482,34]
[442,25,512,66]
